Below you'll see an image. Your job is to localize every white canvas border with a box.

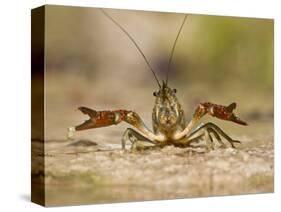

[0,0,279,211]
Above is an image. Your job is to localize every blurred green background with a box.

[45,5,273,140]
[46,6,273,88]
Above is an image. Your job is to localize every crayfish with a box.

[68,9,248,151]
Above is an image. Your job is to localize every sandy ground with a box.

[32,121,273,206]
[31,75,274,206]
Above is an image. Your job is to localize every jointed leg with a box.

[190,128,222,150]
[204,127,226,149]
[122,128,157,150]
[206,122,241,148]
[176,130,215,150]
[174,133,204,148]
[206,127,226,148]
[187,122,241,148]
[180,123,222,149]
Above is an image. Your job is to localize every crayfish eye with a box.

[153,91,157,96]
[173,89,177,93]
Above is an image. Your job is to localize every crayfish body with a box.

[67,9,248,150]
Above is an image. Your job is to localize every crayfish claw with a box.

[74,108,132,131]
[198,102,248,126]
[226,102,236,112]
[229,114,248,126]
[78,107,97,118]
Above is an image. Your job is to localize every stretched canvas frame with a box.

[31,5,274,206]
